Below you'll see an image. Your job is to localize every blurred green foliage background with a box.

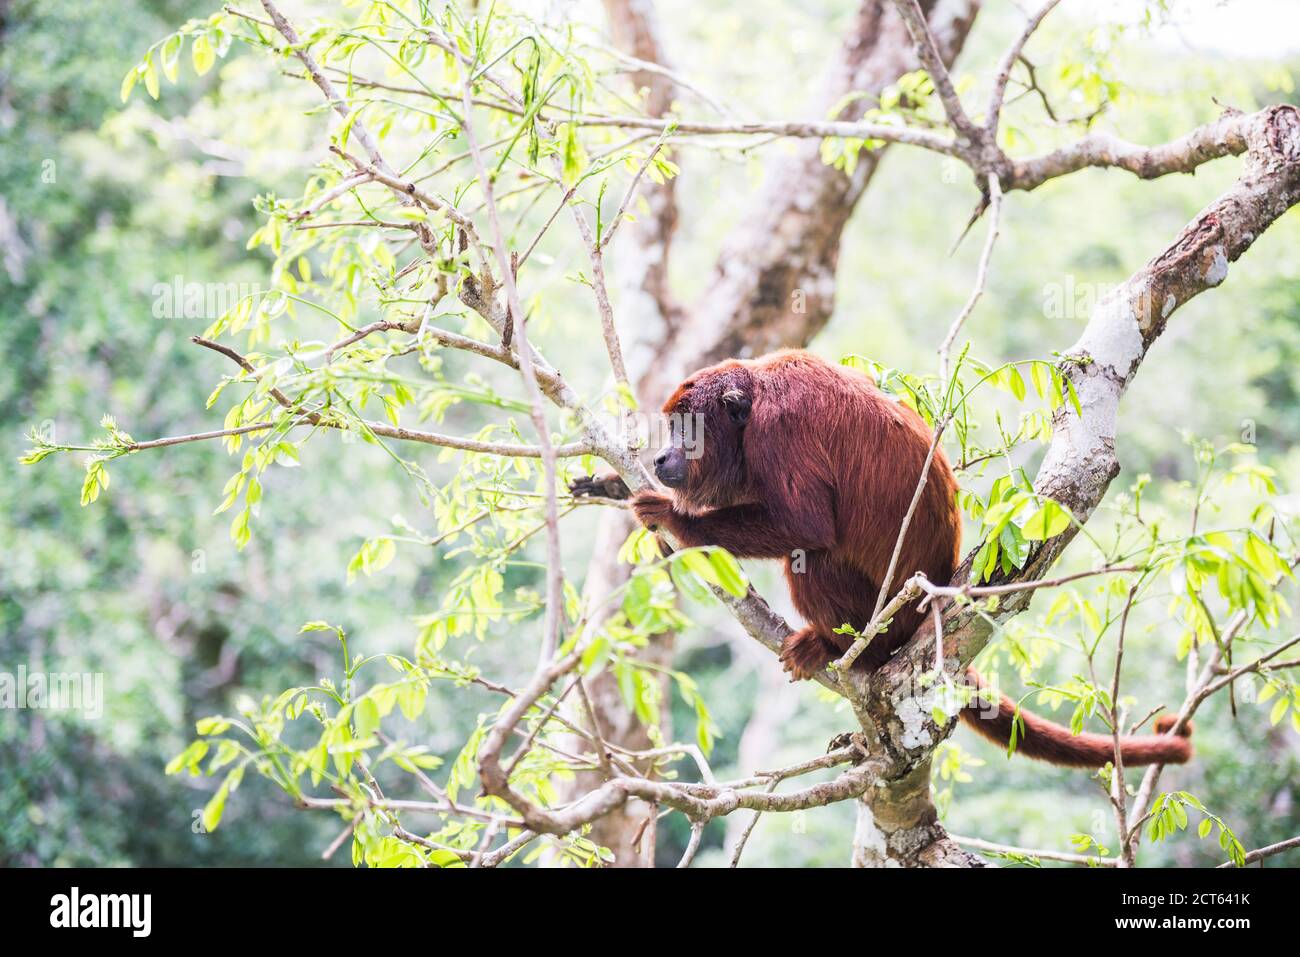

[2,0,1298,867]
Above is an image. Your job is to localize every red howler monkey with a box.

[572,349,1192,768]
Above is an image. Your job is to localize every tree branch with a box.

[891,0,981,148]
[864,102,1300,785]
[1218,834,1300,868]
[985,0,1063,137]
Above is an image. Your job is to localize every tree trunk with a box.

[852,760,988,867]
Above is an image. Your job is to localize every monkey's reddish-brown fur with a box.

[632,349,1192,768]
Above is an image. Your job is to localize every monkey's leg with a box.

[778,626,842,681]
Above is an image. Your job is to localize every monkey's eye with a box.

[721,389,751,425]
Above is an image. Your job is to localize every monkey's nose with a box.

[654,450,669,468]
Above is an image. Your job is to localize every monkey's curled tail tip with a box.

[1153,714,1194,738]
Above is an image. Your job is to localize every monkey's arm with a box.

[633,492,834,559]
[568,471,631,500]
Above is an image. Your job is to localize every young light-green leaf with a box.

[707,548,748,598]
[1021,500,1072,540]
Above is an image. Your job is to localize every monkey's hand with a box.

[568,471,631,500]
[631,490,678,534]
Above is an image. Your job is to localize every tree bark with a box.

[853,760,989,867]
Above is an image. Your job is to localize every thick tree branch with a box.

[860,103,1300,816]
[1009,107,1257,192]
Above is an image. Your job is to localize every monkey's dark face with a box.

[657,363,754,511]
[653,443,689,488]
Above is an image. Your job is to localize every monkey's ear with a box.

[721,389,751,425]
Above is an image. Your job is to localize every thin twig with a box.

[1111,583,1139,868]
[985,1,1065,137]
[953,834,1119,867]
[677,822,705,868]
[459,75,566,667]
[939,172,1002,382]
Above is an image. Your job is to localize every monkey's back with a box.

[754,351,962,667]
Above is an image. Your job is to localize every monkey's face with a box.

[656,363,754,511]
[653,442,689,488]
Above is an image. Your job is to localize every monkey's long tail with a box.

[958,668,1193,768]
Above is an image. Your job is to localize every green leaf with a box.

[560,123,586,186]
[143,57,160,100]
[354,697,381,738]
[397,682,427,721]
[1029,361,1050,399]
[1005,366,1026,401]
[1021,500,1072,540]
[678,549,720,589]
[192,33,215,76]
[202,785,227,832]
[165,740,209,776]
[120,65,139,103]
[707,548,747,598]
[617,527,651,565]
[1065,377,1082,416]
[668,561,711,604]
[980,538,1000,583]
[80,459,109,507]
[230,506,252,550]
[195,717,231,736]
[339,108,360,152]
[161,34,182,83]
[209,740,241,773]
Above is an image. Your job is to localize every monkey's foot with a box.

[779,627,839,681]
[568,471,631,500]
